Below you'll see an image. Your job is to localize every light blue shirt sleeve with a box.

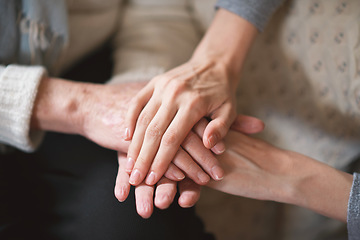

[215,0,285,31]
[348,172,360,240]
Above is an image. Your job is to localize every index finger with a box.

[114,153,131,202]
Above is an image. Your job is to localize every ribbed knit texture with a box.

[0,65,45,152]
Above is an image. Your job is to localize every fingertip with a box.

[206,134,217,149]
[211,165,224,181]
[129,169,142,186]
[203,123,224,149]
[114,184,129,202]
[164,164,186,182]
[211,141,226,155]
[145,171,158,186]
[178,192,199,208]
[125,157,135,174]
[197,171,210,185]
[203,131,220,149]
[137,201,153,219]
[154,193,172,210]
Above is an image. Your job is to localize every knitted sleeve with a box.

[215,0,285,31]
[0,65,46,152]
[348,172,360,240]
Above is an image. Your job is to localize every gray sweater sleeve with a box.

[215,0,285,31]
[348,172,360,240]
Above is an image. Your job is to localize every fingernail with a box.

[207,135,217,148]
[125,157,135,173]
[211,165,224,180]
[173,171,185,180]
[198,171,210,184]
[124,128,130,140]
[212,143,225,154]
[129,169,141,185]
[146,171,157,185]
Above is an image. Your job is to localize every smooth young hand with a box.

[123,9,258,187]
[208,131,353,222]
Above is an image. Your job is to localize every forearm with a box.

[287,152,353,222]
[190,8,258,88]
[31,78,146,152]
[31,77,87,135]
[209,131,353,222]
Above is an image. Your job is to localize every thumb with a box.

[203,102,236,149]
[231,115,265,134]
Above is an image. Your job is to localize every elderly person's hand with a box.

[116,153,201,219]
[31,78,220,184]
[123,9,258,187]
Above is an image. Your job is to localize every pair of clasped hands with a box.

[113,59,263,218]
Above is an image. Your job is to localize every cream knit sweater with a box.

[0,0,206,152]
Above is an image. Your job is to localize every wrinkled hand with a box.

[124,60,238,186]
[80,81,224,185]
[80,82,147,152]
[115,153,201,219]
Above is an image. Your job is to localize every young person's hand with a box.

[123,9,258,187]
[208,131,353,222]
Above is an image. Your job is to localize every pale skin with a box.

[208,131,353,222]
[119,126,353,221]
[30,76,264,218]
[30,78,208,217]
[32,76,350,222]
[31,77,222,185]
[115,116,265,218]
[124,9,259,187]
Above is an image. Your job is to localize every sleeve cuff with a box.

[0,65,46,152]
[347,172,360,239]
[215,0,284,31]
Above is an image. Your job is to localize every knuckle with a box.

[137,112,151,126]
[186,95,206,117]
[190,92,202,105]
[152,75,166,84]
[166,81,186,102]
[162,130,179,146]
[146,124,162,139]
[130,95,142,107]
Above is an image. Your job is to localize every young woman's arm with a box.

[208,131,353,222]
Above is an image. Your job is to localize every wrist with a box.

[31,77,92,135]
[191,9,257,84]
[285,152,352,222]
